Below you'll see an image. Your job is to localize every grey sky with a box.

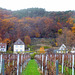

[0,0,75,11]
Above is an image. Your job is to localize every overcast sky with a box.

[0,0,75,11]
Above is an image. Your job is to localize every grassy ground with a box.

[22,59,41,75]
[30,38,52,50]
[59,65,75,75]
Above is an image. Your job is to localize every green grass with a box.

[59,65,75,75]
[22,59,41,75]
[43,46,50,49]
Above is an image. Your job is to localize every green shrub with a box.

[43,46,50,49]
[30,52,36,59]
[6,51,13,53]
[30,54,34,59]
[27,45,35,51]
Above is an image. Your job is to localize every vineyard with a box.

[0,53,30,75]
[0,53,75,75]
[35,53,75,75]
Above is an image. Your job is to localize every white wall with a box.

[57,50,68,53]
[0,48,6,52]
[14,45,25,52]
[71,51,75,53]
[0,44,7,52]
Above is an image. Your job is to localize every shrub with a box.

[6,51,13,53]
[43,46,50,49]
[30,52,36,59]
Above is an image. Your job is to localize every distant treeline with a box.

[0,8,75,41]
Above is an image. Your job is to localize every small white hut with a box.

[57,44,68,53]
[71,47,75,53]
[0,43,7,52]
[13,39,25,53]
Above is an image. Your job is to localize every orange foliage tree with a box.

[24,36,31,45]
[58,29,62,34]
[8,47,11,51]
[0,37,2,42]
[56,28,75,46]
[35,32,40,37]
[3,38,11,45]
[72,27,75,33]
[39,47,45,54]
[3,38,11,50]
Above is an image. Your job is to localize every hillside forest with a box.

[0,8,75,47]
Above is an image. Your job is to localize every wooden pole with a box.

[0,54,2,74]
[42,54,44,73]
[20,54,23,73]
[56,60,58,75]
[17,54,19,75]
[72,55,74,75]
[45,55,47,75]
[2,59,4,75]
[62,54,64,74]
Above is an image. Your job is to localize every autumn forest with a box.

[0,8,75,47]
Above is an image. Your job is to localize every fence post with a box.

[8,54,10,66]
[42,54,44,73]
[2,59,4,75]
[45,55,47,69]
[72,55,74,75]
[0,54,2,74]
[62,54,64,74]
[56,60,58,75]
[17,54,19,75]
[70,55,71,67]
[45,55,47,75]
[13,60,14,66]
[55,54,56,66]
[24,54,25,67]
[20,54,23,73]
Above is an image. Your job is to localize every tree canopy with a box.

[0,8,75,44]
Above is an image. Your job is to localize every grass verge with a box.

[59,65,75,75]
[22,59,41,75]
